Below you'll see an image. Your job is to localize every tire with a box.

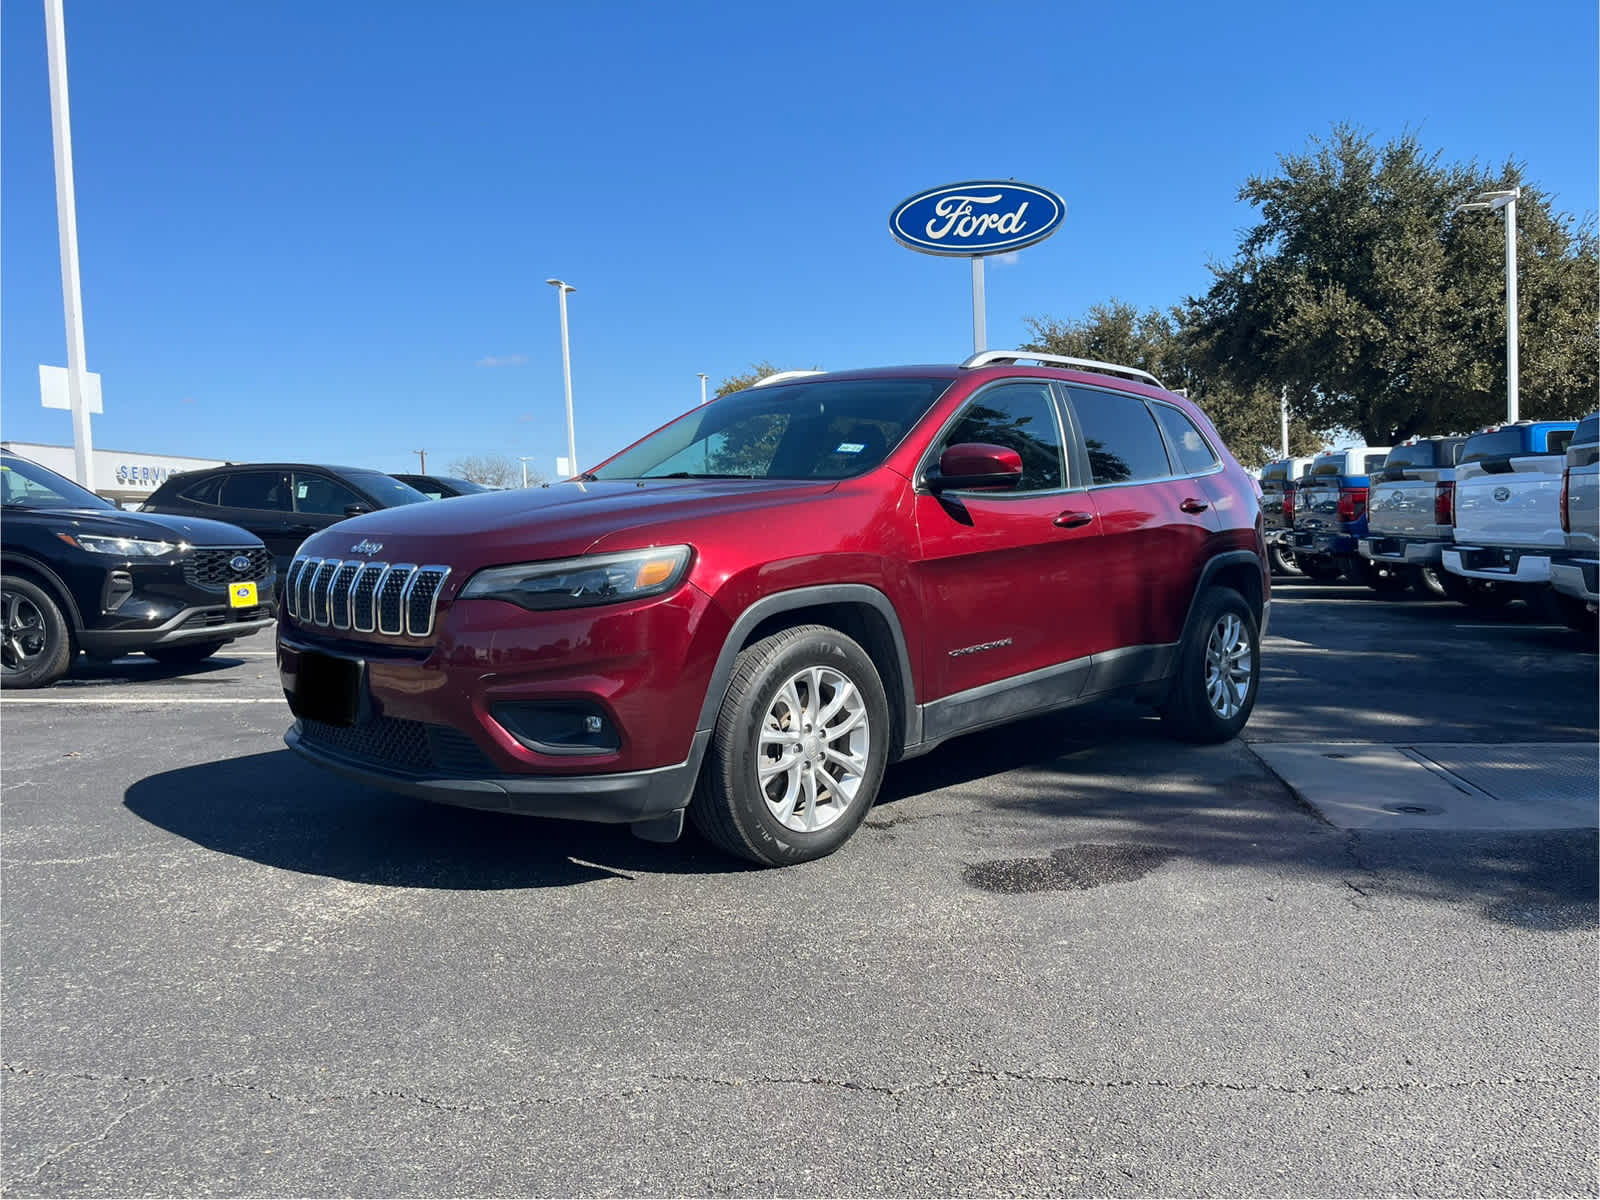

[1438,572,1513,610]
[1159,587,1260,744]
[1267,543,1301,577]
[1411,566,1449,599]
[144,640,228,665]
[1,575,74,689]
[690,624,890,867]
[1295,554,1343,582]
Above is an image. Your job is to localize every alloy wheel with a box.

[1203,612,1253,720]
[1,589,50,675]
[756,665,872,833]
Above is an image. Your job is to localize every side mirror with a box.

[926,443,1024,492]
[343,503,372,517]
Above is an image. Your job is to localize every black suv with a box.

[391,473,496,499]
[143,464,430,574]
[1,451,275,688]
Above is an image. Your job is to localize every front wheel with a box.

[1,575,74,689]
[1159,587,1260,743]
[690,624,889,866]
[145,640,229,665]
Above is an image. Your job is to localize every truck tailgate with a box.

[1367,478,1441,540]
[1454,456,1565,549]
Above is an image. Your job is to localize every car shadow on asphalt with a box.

[123,749,750,890]
[59,652,261,687]
[121,701,1596,928]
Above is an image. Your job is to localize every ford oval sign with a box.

[889,181,1065,257]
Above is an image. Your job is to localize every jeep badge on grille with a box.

[352,539,383,555]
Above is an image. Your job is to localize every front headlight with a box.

[58,533,183,557]
[460,545,692,612]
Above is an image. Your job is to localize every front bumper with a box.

[1550,559,1599,604]
[1358,536,1445,567]
[77,605,274,654]
[285,720,709,821]
[1442,545,1553,585]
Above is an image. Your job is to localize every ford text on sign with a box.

[888,181,1065,256]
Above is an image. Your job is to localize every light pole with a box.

[518,455,536,488]
[1451,187,1521,423]
[44,0,95,490]
[545,278,578,475]
[698,373,709,405]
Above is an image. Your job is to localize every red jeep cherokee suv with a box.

[278,352,1268,865]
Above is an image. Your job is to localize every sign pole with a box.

[43,0,95,490]
[970,256,986,354]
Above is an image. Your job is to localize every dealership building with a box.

[2,441,226,508]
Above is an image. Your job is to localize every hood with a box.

[7,506,265,548]
[297,478,841,564]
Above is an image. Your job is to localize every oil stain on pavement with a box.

[963,843,1174,893]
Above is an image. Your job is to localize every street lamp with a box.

[545,278,578,476]
[518,455,537,488]
[1451,187,1520,423]
[698,372,709,405]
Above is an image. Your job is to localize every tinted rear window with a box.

[1383,444,1438,470]
[1575,415,1600,446]
[1261,462,1290,483]
[1460,428,1530,463]
[1311,457,1343,477]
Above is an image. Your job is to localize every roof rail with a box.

[752,369,827,388]
[961,350,1163,389]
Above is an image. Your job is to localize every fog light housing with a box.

[492,701,621,755]
[103,570,134,612]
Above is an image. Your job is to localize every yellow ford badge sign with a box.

[229,582,258,608]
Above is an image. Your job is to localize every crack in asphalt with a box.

[5,1058,1593,1145]
[7,1081,172,1188]
[1340,831,1384,909]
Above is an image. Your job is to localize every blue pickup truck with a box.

[1292,446,1395,587]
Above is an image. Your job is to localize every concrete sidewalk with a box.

[1250,741,1599,832]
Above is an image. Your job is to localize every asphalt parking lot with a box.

[3,578,1596,1198]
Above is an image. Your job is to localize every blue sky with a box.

[3,0,1595,478]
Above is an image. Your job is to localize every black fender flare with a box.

[694,583,921,753]
[0,552,85,633]
[1180,550,1268,643]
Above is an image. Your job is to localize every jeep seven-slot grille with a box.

[183,546,272,590]
[285,556,450,638]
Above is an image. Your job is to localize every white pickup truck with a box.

[1441,421,1579,610]
[1358,435,1466,597]
[1550,412,1598,630]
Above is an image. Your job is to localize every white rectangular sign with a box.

[556,456,571,478]
[39,364,103,414]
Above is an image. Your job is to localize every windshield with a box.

[0,454,114,510]
[439,476,493,494]
[590,377,955,481]
[350,472,431,506]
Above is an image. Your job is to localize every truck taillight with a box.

[1283,488,1295,520]
[1337,486,1368,522]
[1560,469,1572,533]
[1435,481,1454,527]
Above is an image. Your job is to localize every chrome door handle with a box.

[1054,511,1095,529]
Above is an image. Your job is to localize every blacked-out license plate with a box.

[289,651,366,727]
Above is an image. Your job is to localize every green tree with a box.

[1190,125,1598,445]
[1023,300,1321,467]
[707,361,820,476]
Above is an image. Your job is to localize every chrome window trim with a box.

[913,377,1074,497]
